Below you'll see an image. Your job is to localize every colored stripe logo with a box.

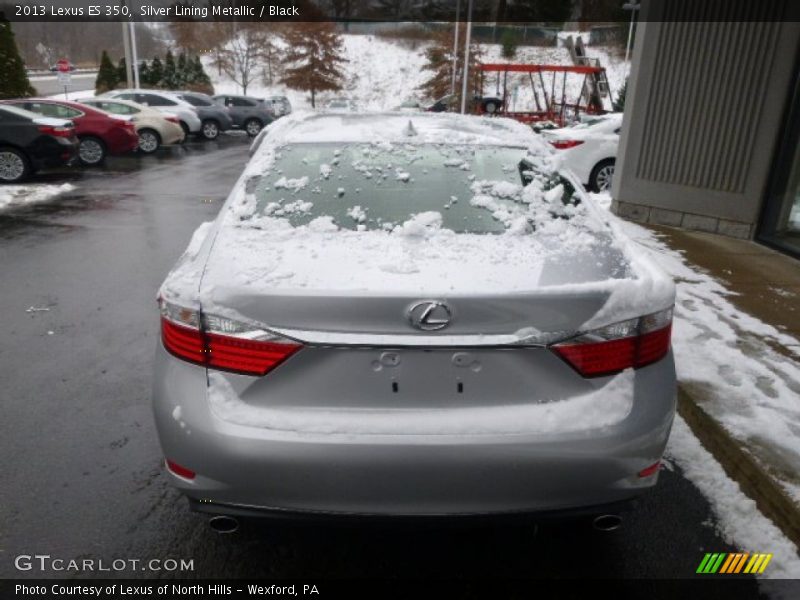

[697,553,773,574]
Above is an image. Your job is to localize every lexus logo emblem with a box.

[408,301,452,331]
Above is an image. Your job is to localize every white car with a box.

[101,89,202,136]
[323,97,357,112]
[541,113,623,192]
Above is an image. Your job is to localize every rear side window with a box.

[180,94,212,107]
[28,103,81,119]
[230,97,255,107]
[137,94,176,107]
[92,101,138,115]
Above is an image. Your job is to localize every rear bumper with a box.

[153,345,676,516]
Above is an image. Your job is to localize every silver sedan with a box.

[153,112,676,526]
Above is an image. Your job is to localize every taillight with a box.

[165,116,180,124]
[159,299,302,376]
[549,140,584,149]
[551,307,673,377]
[38,125,74,138]
[165,459,195,480]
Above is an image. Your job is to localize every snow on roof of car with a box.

[270,110,545,147]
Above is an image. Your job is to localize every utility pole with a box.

[450,0,461,98]
[622,3,640,69]
[129,21,140,88]
[121,20,133,87]
[459,0,473,114]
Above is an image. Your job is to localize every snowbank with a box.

[0,183,75,211]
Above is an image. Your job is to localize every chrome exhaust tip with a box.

[209,515,239,534]
[592,514,623,532]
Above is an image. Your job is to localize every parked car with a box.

[323,97,356,112]
[0,104,78,183]
[48,61,77,72]
[212,94,274,137]
[540,112,623,192]
[266,95,292,117]
[1,99,139,165]
[77,97,185,153]
[101,89,202,138]
[165,91,234,140]
[395,98,424,112]
[154,112,676,524]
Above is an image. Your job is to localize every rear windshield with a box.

[249,142,576,234]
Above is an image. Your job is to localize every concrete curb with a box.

[677,385,800,550]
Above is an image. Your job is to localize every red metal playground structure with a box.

[475,63,615,126]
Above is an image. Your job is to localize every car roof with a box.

[265,112,542,147]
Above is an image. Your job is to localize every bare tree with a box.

[211,24,270,95]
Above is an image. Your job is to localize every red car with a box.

[0,99,139,165]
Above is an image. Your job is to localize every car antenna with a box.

[404,120,418,137]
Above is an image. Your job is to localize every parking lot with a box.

[0,134,766,592]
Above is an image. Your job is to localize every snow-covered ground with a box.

[666,417,800,583]
[0,183,75,211]
[206,33,626,113]
[590,192,800,507]
[585,192,800,584]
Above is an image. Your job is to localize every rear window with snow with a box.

[247,142,578,234]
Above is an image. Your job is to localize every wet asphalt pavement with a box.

[0,134,765,595]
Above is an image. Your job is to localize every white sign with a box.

[57,71,71,87]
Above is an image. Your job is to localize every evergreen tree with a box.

[138,61,150,87]
[500,29,520,60]
[95,50,119,94]
[418,25,482,110]
[280,22,347,108]
[188,55,213,93]
[116,57,128,87]
[0,14,36,99]
[148,56,164,87]
[613,77,628,112]
[162,49,177,88]
[176,51,188,88]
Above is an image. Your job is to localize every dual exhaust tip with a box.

[592,514,623,532]
[209,514,621,533]
[208,515,239,534]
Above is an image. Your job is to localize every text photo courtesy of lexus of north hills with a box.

[1,1,800,599]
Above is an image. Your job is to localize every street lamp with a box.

[622,2,640,67]
[450,0,461,98]
[460,0,473,114]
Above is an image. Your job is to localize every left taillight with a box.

[551,307,673,378]
[38,124,74,138]
[159,298,302,376]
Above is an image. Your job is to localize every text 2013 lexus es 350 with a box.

[153,112,676,522]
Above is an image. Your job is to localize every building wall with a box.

[613,0,800,239]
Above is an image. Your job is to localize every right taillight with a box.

[551,307,673,377]
[159,298,302,376]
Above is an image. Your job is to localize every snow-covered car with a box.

[164,91,235,140]
[266,96,292,117]
[212,95,275,137]
[154,112,676,525]
[541,112,623,192]
[100,89,203,137]
[323,97,357,112]
[76,97,185,153]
